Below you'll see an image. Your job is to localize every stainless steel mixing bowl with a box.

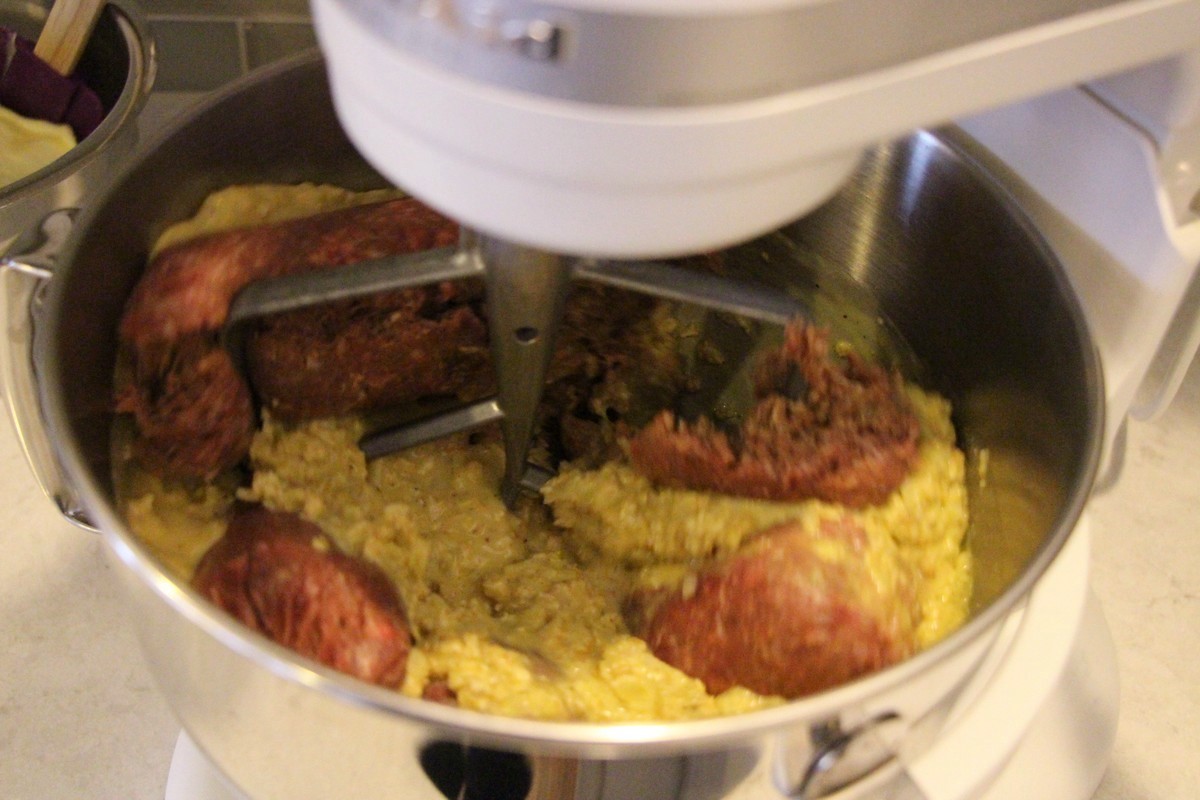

[10,52,1103,799]
[0,0,154,254]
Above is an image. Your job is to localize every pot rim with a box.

[44,51,1106,751]
[0,0,155,205]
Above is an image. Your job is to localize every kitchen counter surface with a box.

[1085,358,1200,800]
[2,27,1199,800]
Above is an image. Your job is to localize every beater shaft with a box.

[480,237,574,507]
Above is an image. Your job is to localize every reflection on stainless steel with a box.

[25,55,1101,800]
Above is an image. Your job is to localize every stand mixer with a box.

[4,1,1198,799]
[283,1,1199,798]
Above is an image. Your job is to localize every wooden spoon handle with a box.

[33,0,107,76]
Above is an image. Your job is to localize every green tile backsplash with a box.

[244,21,319,70]
[147,1,315,92]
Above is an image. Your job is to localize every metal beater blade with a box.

[224,234,807,508]
[478,237,573,506]
[224,233,574,506]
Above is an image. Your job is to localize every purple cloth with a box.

[1,26,106,140]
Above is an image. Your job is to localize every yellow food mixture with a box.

[0,105,75,188]
[117,184,972,722]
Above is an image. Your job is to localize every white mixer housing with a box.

[312,0,1200,258]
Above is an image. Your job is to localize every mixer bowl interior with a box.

[780,135,1104,610]
[35,51,1102,770]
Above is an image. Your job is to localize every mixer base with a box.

[980,589,1118,800]
[164,527,1118,800]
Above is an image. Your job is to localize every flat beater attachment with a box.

[226,232,806,507]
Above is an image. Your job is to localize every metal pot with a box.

[5,53,1103,800]
[0,0,155,254]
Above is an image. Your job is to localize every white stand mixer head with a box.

[311,0,1200,258]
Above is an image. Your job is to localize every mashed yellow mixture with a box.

[118,184,972,722]
[0,105,75,188]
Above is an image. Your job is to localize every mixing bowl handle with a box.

[773,710,938,800]
[0,209,98,532]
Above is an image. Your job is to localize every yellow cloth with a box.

[0,105,76,189]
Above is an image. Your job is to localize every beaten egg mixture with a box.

[117,184,972,722]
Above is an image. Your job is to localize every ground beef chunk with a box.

[193,505,413,688]
[246,282,490,421]
[114,332,256,481]
[536,284,679,466]
[115,198,484,480]
[627,321,920,507]
[420,679,459,706]
[629,519,915,699]
[120,198,460,344]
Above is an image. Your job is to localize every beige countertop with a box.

[1087,356,1200,800]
